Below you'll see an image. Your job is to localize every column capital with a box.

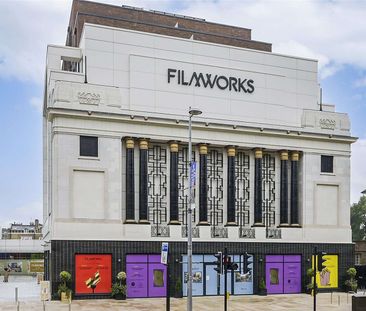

[139,138,149,150]
[254,148,263,159]
[125,138,135,149]
[280,150,289,161]
[291,151,300,161]
[227,146,236,157]
[199,144,208,155]
[169,141,179,152]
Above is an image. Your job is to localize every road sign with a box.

[161,242,169,265]
[190,162,196,187]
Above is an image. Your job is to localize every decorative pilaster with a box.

[198,144,209,225]
[139,139,149,223]
[253,148,264,226]
[125,138,136,223]
[226,146,236,225]
[169,142,180,224]
[279,150,289,226]
[290,151,300,226]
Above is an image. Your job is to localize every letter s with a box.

[247,79,254,93]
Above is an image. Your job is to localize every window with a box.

[80,136,98,157]
[321,155,333,173]
[356,253,361,265]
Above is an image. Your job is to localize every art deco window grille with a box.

[207,149,224,227]
[262,154,276,228]
[178,147,196,225]
[235,151,250,228]
[148,145,168,229]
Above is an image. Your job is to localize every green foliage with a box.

[306,268,314,277]
[117,271,126,281]
[60,271,71,284]
[351,195,366,241]
[111,282,126,297]
[58,270,72,299]
[345,267,358,291]
[347,267,357,278]
[259,278,266,290]
[175,277,182,293]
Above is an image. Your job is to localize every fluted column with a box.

[139,139,149,223]
[198,144,209,225]
[226,146,236,225]
[169,142,180,224]
[279,150,289,226]
[253,148,264,226]
[290,151,300,226]
[125,138,136,223]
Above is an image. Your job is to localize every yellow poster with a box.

[312,254,338,288]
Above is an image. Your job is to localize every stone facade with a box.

[43,0,356,299]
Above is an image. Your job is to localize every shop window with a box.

[270,268,279,285]
[153,269,164,287]
[321,155,333,173]
[80,136,98,157]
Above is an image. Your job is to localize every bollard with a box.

[17,301,19,311]
[338,295,340,306]
[15,287,18,303]
[331,291,333,304]
[69,300,71,311]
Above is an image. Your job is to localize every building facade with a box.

[43,0,356,299]
[1,219,42,240]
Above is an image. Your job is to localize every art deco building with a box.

[43,0,356,298]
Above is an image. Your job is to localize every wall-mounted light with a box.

[130,115,135,119]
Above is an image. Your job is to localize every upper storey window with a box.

[321,155,333,173]
[80,136,98,157]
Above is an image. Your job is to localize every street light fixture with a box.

[187,107,202,311]
[361,189,366,195]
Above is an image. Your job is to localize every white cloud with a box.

[1,0,366,84]
[351,138,366,203]
[0,200,42,232]
[354,77,366,88]
[29,96,43,112]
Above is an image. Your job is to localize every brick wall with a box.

[66,0,271,52]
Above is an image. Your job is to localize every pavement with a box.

[0,276,364,311]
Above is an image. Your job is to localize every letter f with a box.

[168,69,177,83]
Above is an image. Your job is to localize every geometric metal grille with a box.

[262,154,276,228]
[148,145,168,226]
[207,149,224,227]
[178,147,196,225]
[151,225,170,237]
[239,227,256,239]
[181,226,200,238]
[211,227,228,238]
[235,151,250,228]
[267,228,281,239]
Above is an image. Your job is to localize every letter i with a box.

[178,70,181,84]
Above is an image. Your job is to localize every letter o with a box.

[216,76,229,90]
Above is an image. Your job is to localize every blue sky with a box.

[0,0,365,229]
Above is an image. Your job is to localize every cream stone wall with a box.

[43,24,355,244]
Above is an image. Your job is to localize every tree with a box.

[351,195,366,241]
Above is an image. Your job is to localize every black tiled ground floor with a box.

[46,240,354,299]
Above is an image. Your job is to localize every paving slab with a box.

[0,292,362,311]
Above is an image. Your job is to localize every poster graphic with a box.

[312,254,338,288]
[75,254,112,294]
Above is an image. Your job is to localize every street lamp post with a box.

[187,107,202,311]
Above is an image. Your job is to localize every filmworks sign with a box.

[167,68,254,94]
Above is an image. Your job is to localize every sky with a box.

[0,0,366,230]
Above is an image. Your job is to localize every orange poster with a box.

[75,254,112,294]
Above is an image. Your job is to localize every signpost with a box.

[161,243,170,311]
